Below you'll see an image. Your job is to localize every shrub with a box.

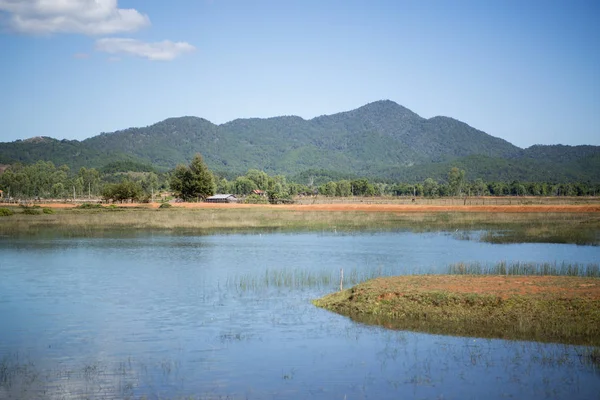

[22,207,41,215]
[0,208,14,216]
[244,194,269,204]
[159,203,172,209]
[77,203,103,209]
[42,208,55,214]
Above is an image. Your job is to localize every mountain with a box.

[1,100,598,182]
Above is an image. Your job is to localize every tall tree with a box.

[448,167,466,196]
[170,153,216,201]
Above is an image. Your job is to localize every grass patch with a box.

[0,206,597,245]
[20,206,41,215]
[0,207,13,216]
[448,261,600,277]
[313,275,600,346]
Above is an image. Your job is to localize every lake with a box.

[1,231,599,399]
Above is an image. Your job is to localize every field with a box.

[313,275,600,346]
[1,197,599,245]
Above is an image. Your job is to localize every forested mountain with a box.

[1,100,598,183]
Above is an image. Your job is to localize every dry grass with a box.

[313,275,600,346]
[1,204,599,244]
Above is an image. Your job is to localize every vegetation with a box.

[0,206,597,246]
[0,207,13,216]
[101,179,144,203]
[170,153,216,201]
[20,205,41,215]
[313,275,600,346]
[0,101,598,183]
[1,150,599,208]
[448,261,600,277]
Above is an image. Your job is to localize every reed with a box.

[448,261,600,277]
[228,265,395,292]
[0,206,597,245]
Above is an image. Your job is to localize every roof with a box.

[206,194,236,200]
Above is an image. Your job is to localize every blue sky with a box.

[1,0,599,148]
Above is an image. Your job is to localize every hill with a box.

[0,100,598,182]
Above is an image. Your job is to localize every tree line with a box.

[1,159,599,203]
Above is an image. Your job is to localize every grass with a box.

[0,205,598,245]
[227,262,600,294]
[313,275,600,346]
[228,266,395,292]
[447,261,600,277]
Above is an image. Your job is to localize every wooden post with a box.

[340,268,344,292]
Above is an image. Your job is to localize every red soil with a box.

[372,275,600,300]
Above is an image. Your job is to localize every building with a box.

[205,194,238,203]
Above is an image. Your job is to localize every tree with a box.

[319,181,337,196]
[245,169,269,191]
[448,167,465,196]
[336,180,352,197]
[102,180,143,203]
[473,178,486,196]
[170,154,216,201]
[233,177,258,195]
[423,178,439,197]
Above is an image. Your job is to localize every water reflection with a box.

[1,232,599,399]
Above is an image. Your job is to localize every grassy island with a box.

[313,275,600,346]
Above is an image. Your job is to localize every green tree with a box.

[216,178,232,194]
[336,180,352,197]
[170,153,216,201]
[448,167,465,196]
[473,178,486,196]
[319,181,337,196]
[245,169,270,190]
[233,176,258,195]
[423,178,439,197]
[102,180,143,203]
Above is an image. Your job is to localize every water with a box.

[1,231,599,399]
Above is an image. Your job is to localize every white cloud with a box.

[95,38,196,61]
[0,0,149,35]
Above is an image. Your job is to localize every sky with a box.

[0,0,599,148]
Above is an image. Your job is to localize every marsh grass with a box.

[448,261,600,277]
[0,206,597,245]
[228,266,396,292]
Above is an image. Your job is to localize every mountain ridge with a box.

[1,100,598,183]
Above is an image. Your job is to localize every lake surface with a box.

[1,231,599,399]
